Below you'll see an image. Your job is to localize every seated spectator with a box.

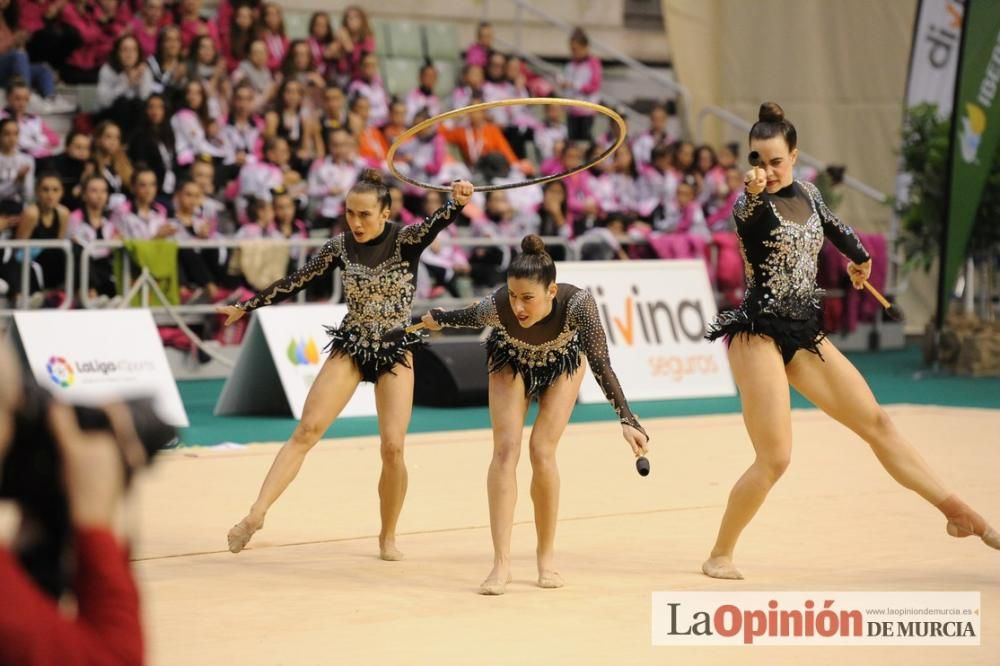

[171,177,223,301]
[14,171,68,303]
[306,11,339,81]
[673,178,709,239]
[232,38,276,111]
[219,81,265,183]
[419,192,470,298]
[127,94,178,199]
[631,103,673,167]
[464,21,493,68]
[221,3,256,72]
[97,34,154,138]
[334,4,374,83]
[37,130,89,210]
[0,117,34,217]
[60,0,130,84]
[177,0,219,52]
[591,140,639,218]
[69,175,119,300]
[273,186,308,262]
[279,39,326,109]
[500,55,537,159]
[114,167,171,239]
[558,141,600,235]
[318,83,347,135]
[451,63,484,114]
[22,0,81,72]
[637,142,681,225]
[559,28,602,142]
[147,25,188,99]
[405,62,441,125]
[307,127,361,231]
[0,78,59,158]
[171,79,225,168]
[693,144,727,216]
[536,180,570,258]
[705,166,743,233]
[392,107,446,199]
[187,34,231,118]
[256,1,287,73]
[131,0,169,57]
[191,156,228,231]
[442,96,520,171]
[233,193,280,239]
[88,121,133,214]
[348,94,387,168]
[264,78,321,174]
[381,98,408,146]
[238,136,305,208]
[0,0,66,109]
[347,52,388,127]
[534,103,568,163]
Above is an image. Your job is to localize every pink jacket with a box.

[62,1,131,71]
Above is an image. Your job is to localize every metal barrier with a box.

[0,239,75,314]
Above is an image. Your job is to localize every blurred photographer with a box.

[0,341,144,666]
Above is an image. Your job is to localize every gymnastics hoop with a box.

[386,97,628,193]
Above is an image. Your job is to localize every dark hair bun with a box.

[758,102,785,123]
[358,169,384,185]
[521,234,547,255]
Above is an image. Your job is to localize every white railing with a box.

[0,239,76,314]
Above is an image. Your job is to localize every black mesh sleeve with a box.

[568,290,648,440]
[802,181,870,264]
[236,236,344,311]
[398,198,464,251]
[432,292,500,329]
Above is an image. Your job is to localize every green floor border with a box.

[176,345,1000,447]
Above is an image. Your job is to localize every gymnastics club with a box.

[747,152,902,322]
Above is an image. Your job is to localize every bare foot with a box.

[227,514,263,554]
[379,537,404,561]
[479,563,512,595]
[702,556,744,580]
[537,570,564,589]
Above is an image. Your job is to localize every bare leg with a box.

[529,364,585,588]
[787,339,998,550]
[373,355,415,561]
[480,368,529,595]
[228,352,362,553]
[703,335,793,579]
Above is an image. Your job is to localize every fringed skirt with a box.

[706,306,825,365]
[485,330,584,398]
[324,325,423,383]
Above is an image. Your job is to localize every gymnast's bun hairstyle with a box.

[509,234,557,286]
[749,101,797,150]
[349,168,392,211]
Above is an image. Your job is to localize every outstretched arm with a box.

[569,290,648,443]
[236,236,344,312]
[422,292,500,330]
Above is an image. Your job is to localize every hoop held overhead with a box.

[386,97,628,193]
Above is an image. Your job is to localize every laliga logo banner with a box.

[557,260,735,403]
[215,304,376,419]
[9,310,189,427]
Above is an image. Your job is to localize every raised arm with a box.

[398,180,473,251]
[568,290,647,439]
[801,180,870,264]
[236,235,344,311]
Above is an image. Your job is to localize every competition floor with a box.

[133,405,1000,665]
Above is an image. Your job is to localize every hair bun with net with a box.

[521,234,547,255]
[758,102,785,123]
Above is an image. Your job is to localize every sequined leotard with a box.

[706,180,870,363]
[433,283,647,437]
[235,199,464,381]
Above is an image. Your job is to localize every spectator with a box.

[231,38,276,111]
[219,81,264,183]
[632,102,672,167]
[256,1,287,73]
[279,39,325,108]
[147,24,187,99]
[22,0,81,72]
[307,126,360,231]
[694,144,727,215]
[171,79,225,168]
[186,34,231,118]
[348,94,387,168]
[69,174,119,300]
[0,78,59,158]
[60,0,130,84]
[381,98,408,146]
[221,3,255,72]
[234,193,280,239]
[451,63,484,114]
[637,142,680,228]
[318,83,346,135]
[558,141,600,235]
[306,11,339,80]
[0,0,65,108]
[705,166,743,233]
[97,34,154,137]
[131,0,168,57]
[346,52,388,127]
[190,157,227,232]
[0,117,34,217]
[334,4,374,83]
[265,78,321,174]
[273,186,307,262]
[559,28,602,142]
[536,180,569,259]
[464,21,493,68]
[177,0,219,52]
[14,171,68,302]
[419,191,470,298]
[127,94,177,198]
[405,62,440,125]
[88,120,133,213]
[114,166,171,239]
[591,140,639,218]
[534,103,567,163]
[392,107,446,199]
[238,135,303,207]
[673,178,708,239]
[169,177,223,302]
[0,349,144,665]
[442,95,519,170]
[500,55,536,159]
[37,129,89,210]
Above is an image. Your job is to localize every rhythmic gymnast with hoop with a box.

[421,235,650,595]
[217,172,473,559]
[701,102,998,580]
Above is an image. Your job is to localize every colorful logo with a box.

[286,337,321,366]
[46,356,75,388]
[959,103,986,163]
